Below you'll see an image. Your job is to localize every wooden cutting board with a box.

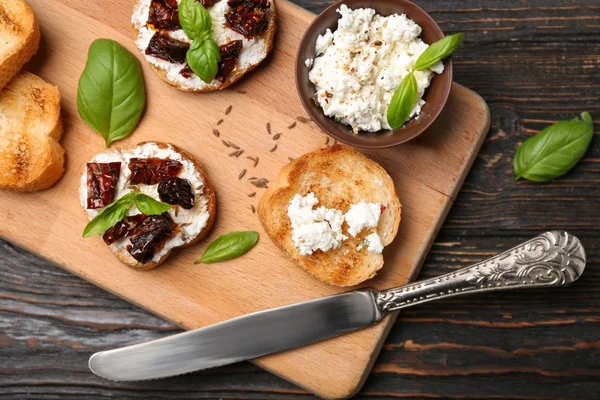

[0,0,490,398]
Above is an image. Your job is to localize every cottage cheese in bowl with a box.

[307,5,444,133]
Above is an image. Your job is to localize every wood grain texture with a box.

[0,0,489,398]
[1,0,599,399]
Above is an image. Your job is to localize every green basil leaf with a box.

[387,72,418,129]
[514,112,594,182]
[82,193,137,238]
[134,194,172,215]
[414,33,464,71]
[77,39,146,147]
[195,231,259,264]
[179,0,212,40]
[187,38,221,83]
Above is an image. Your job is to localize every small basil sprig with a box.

[195,231,259,264]
[179,0,220,83]
[387,33,464,129]
[514,112,594,182]
[77,39,146,147]
[83,193,171,238]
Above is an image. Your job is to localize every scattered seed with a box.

[288,121,297,129]
[212,128,220,137]
[333,139,338,145]
[248,176,257,180]
[222,140,230,147]
[235,149,244,157]
[248,192,256,197]
[251,178,269,188]
[217,119,224,126]
[237,89,247,94]
[267,122,272,135]
[250,205,256,214]
[238,169,247,179]
[288,157,295,161]
[225,105,233,115]
[247,156,256,162]
[273,133,281,141]
[253,157,259,167]
[325,136,330,145]
[228,150,238,157]
[174,206,179,217]
[179,222,192,228]
[270,144,278,152]
[297,116,311,123]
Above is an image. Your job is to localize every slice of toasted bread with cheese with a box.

[0,0,40,90]
[79,142,217,271]
[131,0,277,92]
[0,71,64,192]
[258,145,401,287]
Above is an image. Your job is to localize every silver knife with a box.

[89,231,586,381]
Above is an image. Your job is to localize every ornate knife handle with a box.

[376,231,586,314]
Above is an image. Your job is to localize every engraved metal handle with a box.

[376,231,586,313]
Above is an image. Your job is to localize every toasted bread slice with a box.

[0,71,64,192]
[132,0,277,92]
[258,145,401,287]
[79,142,217,271]
[0,0,40,90]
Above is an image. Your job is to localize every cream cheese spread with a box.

[308,5,444,133]
[79,143,210,263]
[131,0,269,90]
[287,193,385,255]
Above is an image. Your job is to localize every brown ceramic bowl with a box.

[296,0,453,148]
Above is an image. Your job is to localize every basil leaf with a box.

[414,33,464,71]
[186,38,221,83]
[179,0,212,40]
[387,72,418,129]
[77,39,146,147]
[514,112,594,182]
[195,231,259,264]
[82,193,137,238]
[134,194,172,215]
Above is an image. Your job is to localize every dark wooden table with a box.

[2,0,599,398]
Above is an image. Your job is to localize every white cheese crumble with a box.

[131,0,269,90]
[304,58,314,68]
[287,193,347,256]
[287,193,385,256]
[308,5,444,133]
[79,143,210,263]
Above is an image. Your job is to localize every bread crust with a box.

[132,0,277,92]
[82,142,217,271]
[258,145,402,287]
[0,71,64,192]
[0,0,41,90]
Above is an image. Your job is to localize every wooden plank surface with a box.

[2,0,599,399]
[0,0,489,398]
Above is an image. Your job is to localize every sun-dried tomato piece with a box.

[146,32,190,63]
[179,63,193,78]
[102,214,149,245]
[158,177,195,209]
[87,162,121,209]
[128,158,183,185]
[225,0,270,38]
[201,0,222,6]
[148,0,180,30]
[127,213,175,263]
[217,40,243,81]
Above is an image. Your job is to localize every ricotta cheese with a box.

[287,193,347,256]
[308,5,444,133]
[131,0,269,90]
[79,143,210,263]
[287,193,385,256]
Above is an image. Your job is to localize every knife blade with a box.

[89,231,586,381]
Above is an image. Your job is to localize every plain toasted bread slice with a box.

[0,71,64,192]
[258,145,402,287]
[132,0,277,92]
[0,0,40,90]
[80,142,217,271]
